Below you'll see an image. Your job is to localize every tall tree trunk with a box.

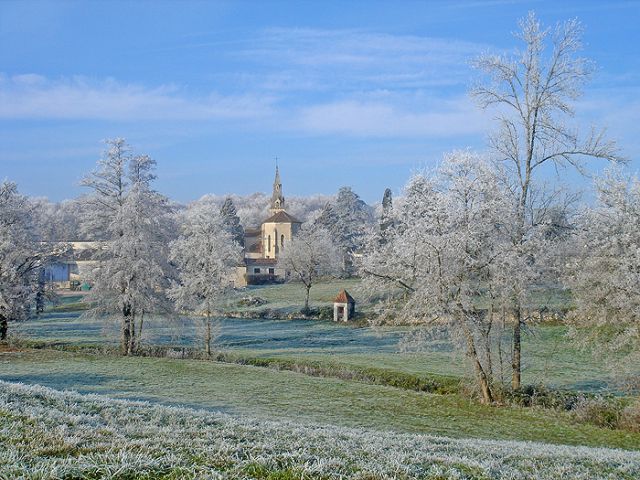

[304,285,311,312]
[0,314,7,341]
[35,268,45,315]
[138,312,145,344]
[497,306,507,386]
[463,327,493,404]
[482,303,494,378]
[204,316,212,356]
[512,307,522,390]
[121,304,132,355]
[128,315,136,356]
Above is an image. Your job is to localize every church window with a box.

[268,235,271,252]
[281,234,285,248]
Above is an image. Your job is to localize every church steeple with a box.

[270,164,285,213]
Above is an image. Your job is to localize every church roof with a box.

[334,289,355,304]
[263,210,302,224]
[244,227,261,236]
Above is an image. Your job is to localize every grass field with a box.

[1,348,639,450]
[1,279,638,479]
[3,381,639,480]
[230,278,363,311]
[13,305,621,393]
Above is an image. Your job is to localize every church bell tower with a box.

[270,165,285,214]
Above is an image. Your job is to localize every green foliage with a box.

[47,301,91,312]
[505,385,586,410]
[213,351,460,395]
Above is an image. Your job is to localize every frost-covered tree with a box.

[277,225,341,312]
[314,187,373,274]
[379,188,394,239]
[0,182,57,340]
[169,202,242,356]
[565,169,640,382]
[195,193,332,228]
[81,139,174,355]
[472,12,622,389]
[220,197,244,247]
[30,197,85,242]
[361,152,514,403]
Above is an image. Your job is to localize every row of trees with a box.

[0,138,367,354]
[79,139,255,355]
[78,139,364,355]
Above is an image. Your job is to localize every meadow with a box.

[14,281,621,393]
[2,381,639,480]
[1,280,639,480]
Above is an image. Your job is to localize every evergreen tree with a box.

[220,197,244,247]
[379,188,394,241]
[314,186,373,274]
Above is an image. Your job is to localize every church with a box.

[234,166,302,287]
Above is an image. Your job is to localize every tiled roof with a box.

[245,258,278,265]
[333,289,355,304]
[263,210,302,224]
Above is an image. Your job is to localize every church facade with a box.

[233,166,302,287]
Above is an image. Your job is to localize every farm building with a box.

[43,242,99,289]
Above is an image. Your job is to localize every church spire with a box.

[270,163,285,213]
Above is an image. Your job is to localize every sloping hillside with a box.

[1,381,638,479]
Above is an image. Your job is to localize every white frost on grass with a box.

[0,381,638,479]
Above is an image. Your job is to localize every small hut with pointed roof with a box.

[333,289,356,322]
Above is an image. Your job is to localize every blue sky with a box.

[1,0,639,203]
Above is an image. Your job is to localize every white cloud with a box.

[0,75,274,121]
[236,28,488,92]
[296,98,487,137]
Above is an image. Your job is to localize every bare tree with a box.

[169,202,243,356]
[277,225,341,313]
[0,182,38,340]
[472,12,622,389]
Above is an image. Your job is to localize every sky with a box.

[1,0,639,203]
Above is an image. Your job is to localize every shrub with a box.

[571,396,624,429]
[506,384,583,410]
[620,399,640,432]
